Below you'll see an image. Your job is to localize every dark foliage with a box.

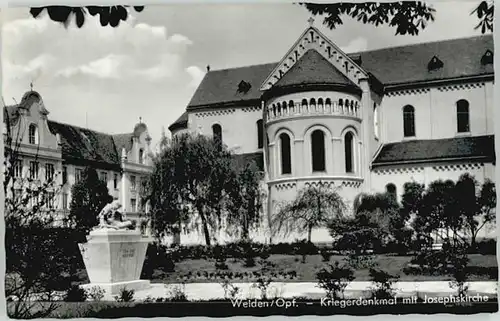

[476,238,496,255]
[115,288,135,302]
[302,1,493,35]
[141,243,175,279]
[29,6,145,28]
[6,227,87,291]
[319,248,332,262]
[64,284,88,302]
[368,268,399,299]
[316,261,355,299]
[68,166,112,241]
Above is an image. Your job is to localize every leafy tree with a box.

[331,192,411,254]
[329,209,385,254]
[272,184,347,243]
[302,1,493,35]
[417,179,460,242]
[145,133,242,246]
[402,174,495,249]
[67,166,112,240]
[453,173,496,248]
[29,5,145,28]
[226,162,264,241]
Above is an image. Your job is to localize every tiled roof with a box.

[357,35,493,86]
[168,111,188,131]
[113,133,134,153]
[273,49,356,89]
[187,62,277,109]
[48,121,122,168]
[185,35,492,110]
[372,135,495,167]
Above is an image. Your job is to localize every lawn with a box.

[151,254,498,283]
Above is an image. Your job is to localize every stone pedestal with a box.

[78,229,152,298]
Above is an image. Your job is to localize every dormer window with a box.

[28,124,38,145]
[237,80,251,94]
[481,50,493,65]
[139,148,145,164]
[428,56,444,71]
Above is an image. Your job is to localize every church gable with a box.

[260,20,369,91]
[273,49,357,89]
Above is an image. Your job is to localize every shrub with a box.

[292,239,318,263]
[368,268,400,299]
[220,280,241,299]
[114,288,135,302]
[87,286,105,302]
[141,243,175,278]
[244,256,256,268]
[166,285,188,302]
[316,261,355,299]
[319,248,332,262]
[252,277,273,300]
[213,245,229,270]
[270,242,294,255]
[259,245,271,260]
[64,285,88,302]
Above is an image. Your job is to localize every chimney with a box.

[206,65,210,72]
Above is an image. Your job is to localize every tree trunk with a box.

[198,206,211,246]
[307,225,313,243]
[470,230,477,250]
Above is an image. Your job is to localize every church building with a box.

[169,20,495,243]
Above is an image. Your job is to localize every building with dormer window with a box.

[169,21,495,243]
[3,90,153,223]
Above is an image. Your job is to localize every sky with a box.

[1,1,488,149]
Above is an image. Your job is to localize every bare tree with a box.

[4,115,67,318]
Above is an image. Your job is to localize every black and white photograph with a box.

[2,1,498,318]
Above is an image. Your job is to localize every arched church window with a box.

[28,124,38,145]
[280,133,292,174]
[257,119,264,149]
[212,124,222,144]
[325,98,332,110]
[403,105,415,137]
[289,100,294,113]
[311,130,325,172]
[282,101,288,115]
[385,183,397,199]
[456,99,470,133]
[344,131,354,173]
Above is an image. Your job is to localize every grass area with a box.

[152,254,498,283]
